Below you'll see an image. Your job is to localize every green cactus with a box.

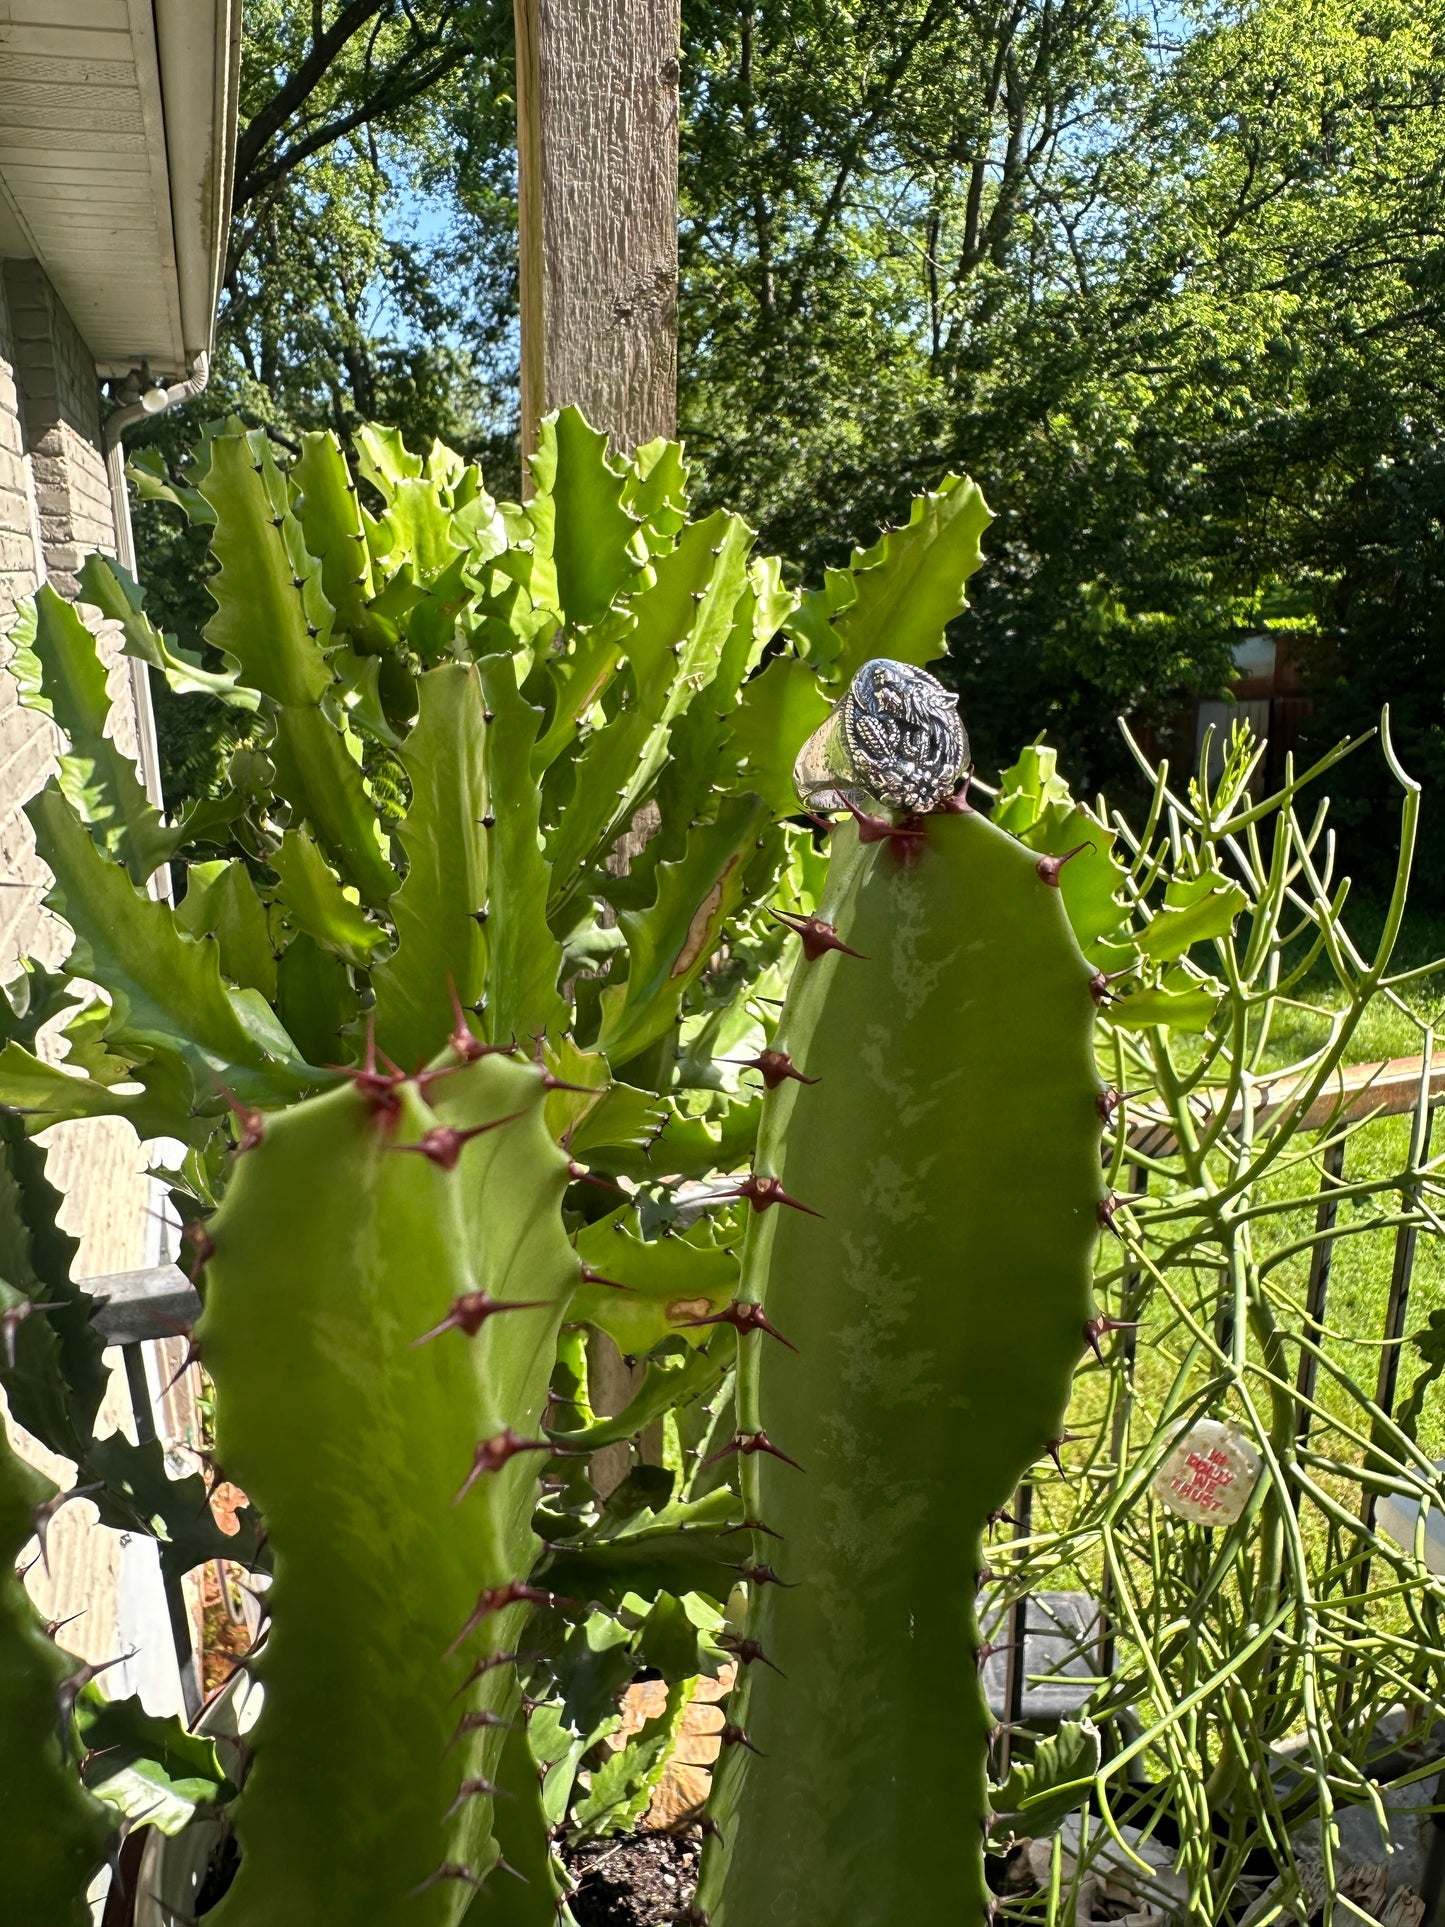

[198,1049,578,1923]
[0,1424,114,1924]
[694,804,1104,1925]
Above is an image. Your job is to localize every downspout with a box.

[103,350,210,846]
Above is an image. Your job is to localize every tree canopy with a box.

[130,0,1445,892]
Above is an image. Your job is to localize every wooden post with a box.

[513,0,680,459]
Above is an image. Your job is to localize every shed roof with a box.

[0,0,240,380]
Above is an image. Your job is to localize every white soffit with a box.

[0,0,240,379]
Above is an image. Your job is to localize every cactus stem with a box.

[1035,841,1094,888]
[1,1297,63,1368]
[405,1862,482,1897]
[704,1430,804,1472]
[453,1430,552,1503]
[1082,1314,1142,1360]
[725,1560,795,1589]
[442,1776,512,1820]
[445,1582,569,1659]
[389,1111,527,1172]
[768,908,867,962]
[717,1721,764,1755]
[719,1635,785,1675]
[722,1049,819,1091]
[445,1709,520,1752]
[410,1290,547,1345]
[677,1299,796,1348]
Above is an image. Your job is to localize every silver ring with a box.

[793,658,967,815]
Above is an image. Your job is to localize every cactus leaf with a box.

[810,475,993,685]
[26,790,312,1105]
[726,658,832,816]
[126,444,217,523]
[538,1489,743,1610]
[476,656,566,1046]
[199,1057,577,1925]
[78,553,258,709]
[528,407,641,626]
[292,431,393,651]
[988,1718,1100,1844]
[10,587,172,883]
[270,828,387,968]
[571,1210,739,1352]
[173,860,277,1000]
[1136,870,1247,960]
[74,1686,234,1833]
[1108,965,1224,1032]
[598,795,772,1069]
[0,1427,113,1922]
[371,662,490,1068]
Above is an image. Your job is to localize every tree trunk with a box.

[514,0,680,460]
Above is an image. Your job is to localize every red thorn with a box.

[723,1049,818,1091]
[578,1263,633,1293]
[987,1506,1021,1530]
[1083,1314,1142,1361]
[333,1012,407,1113]
[1036,841,1094,887]
[717,1721,764,1755]
[768,908,867,962]
[725,1560,795,1589]
[1044,1432,1086,1474]
[33,1483,102,1575]
[443,1776,512,1820]
[976,1638,1022,1672]
[566,1159,627,1195]
[57,1649,133,1721]
[704,1430,804,1472]
[721,1517,784,1541]
[449,1649,534,1701]
[696,1815,725,1845]
[1089,964,1139,1006]
[405,1863,481,1898]
[161,1337,202,1396]
[389,1110,527,1171]
[442,977,518,1064]
[445,1581,571,1659]
[45,1608,85,1640]
[454,1430,552,1504]
[677,1298,795,1349]
[839,797,928,848]
[217,1084,265,1151]
[180,1221,214,1282]
[446,1708,519,1751]
[720,1635,785,1675]
[2,1298,63,1369]
[411,1290,546,1346]
[732,1173,821,1217]
[1097,1194,1123,1232]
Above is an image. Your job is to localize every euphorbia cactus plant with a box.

[0,410,997,1918]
